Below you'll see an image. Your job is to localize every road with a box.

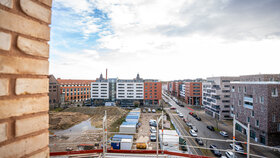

[163,93,246,158]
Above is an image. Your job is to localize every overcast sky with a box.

[49,0,280,81]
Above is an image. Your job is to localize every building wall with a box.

[116,81,144,100]
[49,75,60,109]
[91,82,109,99]
[231,82,280,146]
[0,0,52,157]
[144,81,162,104]
[240,74,280,82]
[58,79,94,103]
[185,82,202,105]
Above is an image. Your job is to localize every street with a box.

[164,93,246,158]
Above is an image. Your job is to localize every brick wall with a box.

[0,0,52,157]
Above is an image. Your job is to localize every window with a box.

[259,96,264,104]
[272,114,276,122]
[232,86,235,92]
[236,113,239,118]
[247,117,250,123]
[251,111,254,117]
[256,120,259,127]
[238,100,241,106]
[244,86,247,93]
[238,87,242,93]
[272,88,278,97]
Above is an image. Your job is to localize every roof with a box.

[113,135,133,139]
[126,115,139,119]
[230,81,280,85]
[57,78,95,84]
[121,122,138,125]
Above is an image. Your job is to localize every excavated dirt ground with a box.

[49,106,128,152]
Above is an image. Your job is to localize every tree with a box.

[133,101,140,107]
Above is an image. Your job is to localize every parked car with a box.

[219,131,228,137]
[195,138,204,146]
[150,133,156,142]
[189,112,193,115]
[149,120,157,127]
[207,125,215,131]
[170,107,176,110]
[179,113,184,118]
[150,127,156,133]
[186,122,193,127]
[148,108,151,113]
[152,109,156,113]
[189,129,197,137]
[195,116,201,121]
[229,144,244,153]
[209,145,222,157]
[192,114,197,118]
[191,125,198,132]
[179,104,184,107]
[143,109,146,113]
[225,151,234,158]
[176,110,180,114]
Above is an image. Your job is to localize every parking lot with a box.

[134,109,161,150]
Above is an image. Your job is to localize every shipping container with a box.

[111,135,133,150]
[120,122,137,134]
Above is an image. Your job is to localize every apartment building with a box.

[144,80,162,105]
[175,81,182,97]
[240,74,280,82]
[179,83,186,99]
[58,78,94,103]
[167,81,176,95]
[91,74,161,106]
[203,77,240,120]
[230,81,280,146]
[185,82,202,105]
[49,75,61,109]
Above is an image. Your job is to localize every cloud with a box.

[50,0,280,80]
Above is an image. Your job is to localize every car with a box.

[191,125,198,132]
[225,151,234,158]
[179,104,184,107]
[195,138,204,146]
[148,108,151,113]
[219,131,228,137]
[152,109,156,113]
[189,129,197,137]
[209,145,222,157]
[150,133,156,142]
[149,120,157,127]
[195,116,201,121]
[150,127,156,133]
[143,109,146,113]
[192,114,197,118]
[186,122,193,127]
[207,125,215,131]
[170,107,176,110]
[189,112,193,115]
[179,113,184,118]
[229,144,244,153]
[176,110,180,114]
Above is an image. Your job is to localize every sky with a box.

[49,0,280,81]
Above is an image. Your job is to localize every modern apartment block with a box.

[91,74,162,106]
[179,83,186,98]
[203,76,240,120]
[144,80,162,105]
[230,81,280,146]
[185,82,202,105]
[58,78,94,103]
[168,81,176,95]
[49,75,61,109]
[175,81,182,97]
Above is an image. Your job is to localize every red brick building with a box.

[168,81,176,95]
[144,80,162,105]
[175,81,182,97]
[57,78,95,103]
[185,82,202,105]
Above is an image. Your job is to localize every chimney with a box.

[106,68,108,80]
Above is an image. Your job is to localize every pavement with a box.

[164,92,280,158]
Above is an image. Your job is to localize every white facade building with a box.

[91,82,109,99]
[116,81,144,100]
[202,77,239,120]
[179,83,185,98]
